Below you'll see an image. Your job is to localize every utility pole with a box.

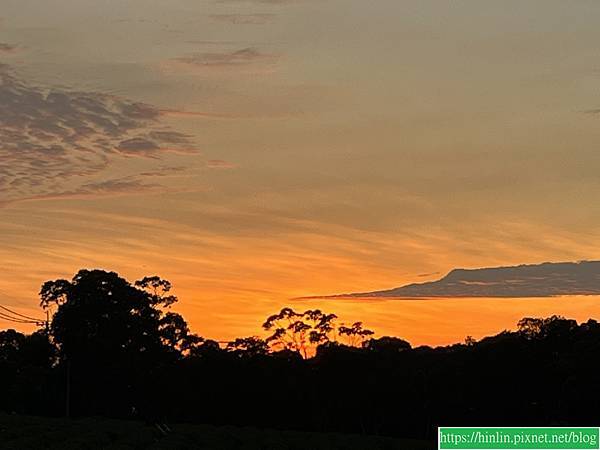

[65,359,71,418]
[42,306,70,419]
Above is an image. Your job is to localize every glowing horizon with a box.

[2,0,600,345]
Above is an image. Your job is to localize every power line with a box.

[0,311,37,324]
[0,304,45,326]
[0,304,43,322]
[0,313,38,324]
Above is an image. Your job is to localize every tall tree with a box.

[39,269,197,416]
[263,308,337,358]
[338,322,374,347]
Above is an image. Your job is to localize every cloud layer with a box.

[0,43,18,54]
[217,0,299,4]
[172,48,279,71]
[320,261,600,298]
[0,63,197,204]
[209,14,276,25]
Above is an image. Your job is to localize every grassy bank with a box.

[0,414,432,450]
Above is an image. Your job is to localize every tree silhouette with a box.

[362,336,411,353]
[188,339,223,359]
[517,315,577,340]
[226,336,269,358]
[464,335,476,346]
[0,329,55,415]
[40,270,172,362]
[159,312,204,354]
[38,269,198,416]
[338,321,374,347]
[134,276,178,308]
[0,329,24,363]
[517,317,545,339]
[3,268,600,439]
[0,329,54,366]
[263,308,337,358]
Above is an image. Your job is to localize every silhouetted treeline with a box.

[2,269,600,440]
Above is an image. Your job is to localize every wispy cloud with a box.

[175,47,278,67]
[169,47,280,72]
[216,0,299,4]
[0,43,18,54]
[417,272,440,278]
[209,14,276,25]
[139,166,187,177]
[322,261,600,299]
[58,177,160,197]
[0,63,199,204]
[0,178,160,207]
[207,159,237,169]
[159,109,244,119]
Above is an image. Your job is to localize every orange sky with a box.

[2,0,600,345]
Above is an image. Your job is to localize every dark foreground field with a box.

[0,414,432,450]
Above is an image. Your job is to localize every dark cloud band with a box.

[0,63,197,204]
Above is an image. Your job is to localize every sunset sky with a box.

[2,0,600,345]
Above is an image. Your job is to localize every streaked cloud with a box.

[41,178,158,200]
[209,14,276,25]
[170,48,280,72]
[216,0,299,4]
[207,159,237,169]
[139,166,187,177]
[417,272,440,278]
[0,63,199,204]
[0,43,18,54]
[325,261,600,299]
[159,109,243,119]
